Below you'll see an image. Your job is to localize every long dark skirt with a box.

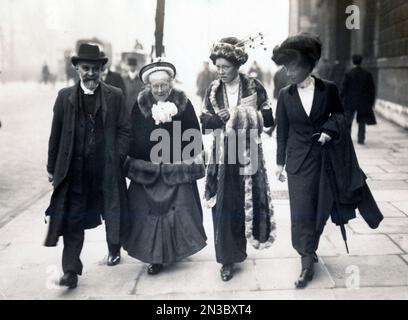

[287,143,323,269]
[124,178,207,264]
[212,164,247,265]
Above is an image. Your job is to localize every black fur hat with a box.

[272,32,322,66]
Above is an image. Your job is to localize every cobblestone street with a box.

[0,82,408,299]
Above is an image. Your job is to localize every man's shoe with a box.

[294,268,314,289]
[313,253,319,263]
[357,141,365,145]
[107,252,121,266]
[147,264,163,275]
[220,264,234,282]
[59,272,78,289]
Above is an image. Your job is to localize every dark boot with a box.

[59,272,78,289]
[294,266,314,289]
[220,264,234,282]
[147,264,163,275]
[107,243,121,266]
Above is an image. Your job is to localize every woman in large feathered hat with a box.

[201,37,276,281]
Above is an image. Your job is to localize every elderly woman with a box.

[272,33,344,288]
[123,59,207,275]
[201,37,276,281]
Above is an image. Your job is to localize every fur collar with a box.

[207,73,259,112]
[137,88,188,118]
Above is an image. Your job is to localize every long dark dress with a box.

[201,73,276,265]
[123,88,207,264]
[276,76,344,269]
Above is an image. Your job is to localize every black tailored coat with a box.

[276,76,344,175]
[104,70,127,97]
[340,66,376,124]
[44,82,131,247]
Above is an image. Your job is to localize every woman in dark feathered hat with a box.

[201,37,276,281]
[272,33,345,288]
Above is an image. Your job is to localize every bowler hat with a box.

[71,43,108,66]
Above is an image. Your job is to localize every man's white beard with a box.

[83,79,99,91]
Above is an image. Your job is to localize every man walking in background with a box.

[101,51,127,97]
[341,54,376,145]
[123,57,144,113]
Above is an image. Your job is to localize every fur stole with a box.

[203,74,276,250]
[137,87,188,118]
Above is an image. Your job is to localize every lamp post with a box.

[154,0,166,57]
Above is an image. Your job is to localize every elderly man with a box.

[44,43,131,289]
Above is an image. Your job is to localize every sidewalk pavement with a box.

[0,84,408,299]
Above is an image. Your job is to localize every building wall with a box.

[289,0,408,129]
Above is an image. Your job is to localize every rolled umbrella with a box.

[323,143,350,254]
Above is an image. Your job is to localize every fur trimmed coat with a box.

[123,87,207,264]
[200,73,276,262]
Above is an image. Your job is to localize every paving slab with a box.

[391,201,408,216]
[135,261,259,295]
[326,233,403,256]
[370,190,408,202]
[349,217,408,235]
[380,165,408,173]
[389,235,408,253]
[366,180,408,190]
[323,255,408,288]
[254,258,335,290]
[366,173,408,180]
[332,287,408,300]
[374,202,407,217]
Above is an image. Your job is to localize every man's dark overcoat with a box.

[45,82,131,247]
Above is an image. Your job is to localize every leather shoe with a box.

[220,264,234,282]
[147,264,163,275]
[295,268,314,288]
[59,272,78,289]
[107,252,121,266]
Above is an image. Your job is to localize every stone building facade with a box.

[289,0,408,128]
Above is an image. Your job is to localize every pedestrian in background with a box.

[101,51,127,98]
[196,61,216,102]
[341,54,376,145]
[44,43,131,289]
[273,67,290,100]
[123,57,144,114]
